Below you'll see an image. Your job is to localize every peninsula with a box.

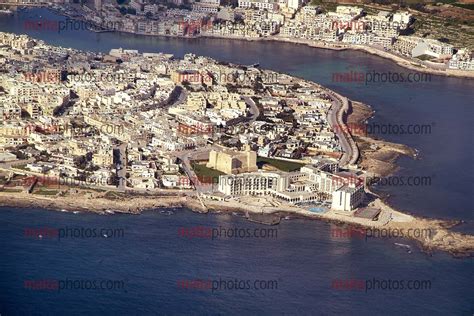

[0,32,473,257]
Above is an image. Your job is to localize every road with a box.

[114,143,127,191]
[172,145,221,194]
[325,90,359,167]
[243,96,260,123]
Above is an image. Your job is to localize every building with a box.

[392,12,412,27]
[217,164,365,212]
[130,0,143,12]
[336,5,363,17]
[287,0,301,10]
[94,0,102,11]
[0,101,21,120]
[207,147,258,175]
[93,150,113,167]
[192,3,219,13]
[218,172,286,196]
[395,36,453,59]
[412,38,453,58]
[448,49,474,71]
[171,70,212,85]
[238,0,279,11]
[201,0,221,4]
[331,184,365,212]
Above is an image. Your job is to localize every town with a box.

[0,30,382,223]
[14,0,473,74]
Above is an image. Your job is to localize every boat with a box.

[284,216,291,220]
[73,211,80,214]
[160,210,174,215]
[103,234,108,238]
[394,243,412,253]
[247,63,260,68]
[0,9,13,15]
[105,209,115,215]
[38,234,43,239]
[60,209,68,212]
[394,243,411,249]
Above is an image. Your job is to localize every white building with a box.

[218,172,287,196]
[238,0,279,11]
[336,5,363,17]
[396,36,453,59]
[448,49,474,71]
[218,166,365,212]
[287,0,301,10]
[392,12,412,27]
[331,184,364,212]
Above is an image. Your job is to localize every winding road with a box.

[325,90,359,167]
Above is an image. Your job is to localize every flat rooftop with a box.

[354,208,381,220]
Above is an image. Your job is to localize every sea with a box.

[0,8,473,315]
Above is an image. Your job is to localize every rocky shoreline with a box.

[347,100,417,177]
[1,88,472,257]
[0,33,471,257]
[1,190,473,257]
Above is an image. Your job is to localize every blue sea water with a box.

[1,8,474,314]
[0,207,473,315]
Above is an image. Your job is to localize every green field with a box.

[257,157,305,172]
[33,189,59,196]
[191,163,225,183]
[1,188,22,193]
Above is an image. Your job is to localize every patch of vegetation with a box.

[104,191,125,199]
[191,163,225,183]
[33,189,58,196]
[257,157,305,172]
[1,188,22,193]
[453,3,474,10]
[13,164,28,170]
[416,54,435,61]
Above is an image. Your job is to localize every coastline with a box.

[201,35,474,79]
[1,190,473,257]
[28,7,474,79]
[0,95,471,256]
[0,27,472,257]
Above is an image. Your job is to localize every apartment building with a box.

[395,36,453,58]
[449,49,474,70]
[93,150,114,167]
[331,184,365,212]
[218,165,365,211]
[238,0,279,11]
[192,3,219,13]
[218,172,287,196]
[0,101,21,120]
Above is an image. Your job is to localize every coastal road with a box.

[325,91,359,167]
